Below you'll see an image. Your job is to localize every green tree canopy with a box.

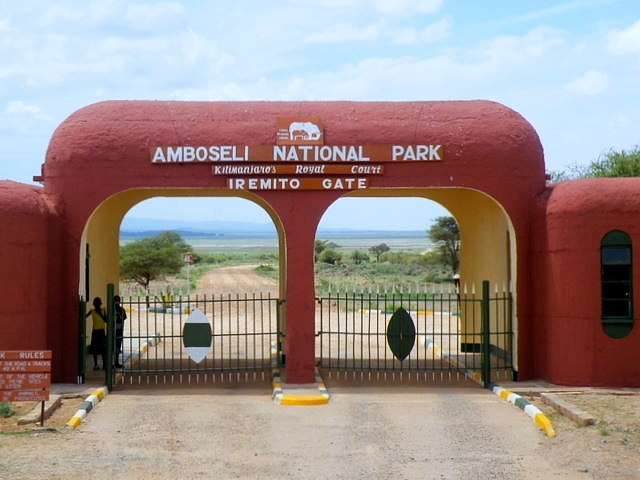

[369,243,390,262]
[548,145,640,182]
[427,216,460,274]
[120,231,192,290]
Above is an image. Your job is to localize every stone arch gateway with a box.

[2,99,587,385]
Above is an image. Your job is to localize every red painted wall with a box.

[6,100,548,383]
[0,181,49,351]
[532,178,640,386]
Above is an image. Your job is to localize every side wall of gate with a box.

[532,178,640,387]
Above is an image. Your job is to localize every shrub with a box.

[0,402,16,418]
[319,248,342,265]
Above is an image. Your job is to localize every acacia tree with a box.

[369,243,390,262]
[427,216,460,274]
[120,231,192,291]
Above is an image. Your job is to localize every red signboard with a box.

[0,372,50,389]
[0,350,51,402]
[0,350,52,360]
[0,360,51,373]
[0,389,50,402]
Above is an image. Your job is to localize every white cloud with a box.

[477,26,565,64]
[608,20,640,54]
[565,70,610,95]
[372,0,442,15]
[38,0,186,31]
[297,0,442,16]
[3,101,41,115]
[0,101,51,136]
[306,17,450,45]
[306,23,382,43]
[390,16,451,44]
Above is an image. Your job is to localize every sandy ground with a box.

[2,266,640,478]
[198,264,278,292]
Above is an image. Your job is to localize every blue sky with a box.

[1,0,639,230]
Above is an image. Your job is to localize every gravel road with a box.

[1,380,594,480]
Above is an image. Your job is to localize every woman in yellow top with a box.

[86,297,107,370]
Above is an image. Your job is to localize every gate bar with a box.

[481,280,490,388]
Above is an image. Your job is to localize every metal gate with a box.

[80,281,511,387]
[316,280,514,383]
[109,289,281,385]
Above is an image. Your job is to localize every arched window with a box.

[601,230,633,338]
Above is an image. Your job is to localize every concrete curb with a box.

[540,392,596,426]
[62,335,158,428]
[17,395,62,426]
[65,387,108,429]
[271,344,329,406]
[489,383,556,437]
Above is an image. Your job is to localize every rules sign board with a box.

[0,350,51,402]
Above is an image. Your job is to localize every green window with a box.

[601,230,633,338]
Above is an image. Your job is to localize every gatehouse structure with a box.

[0,100,638,387]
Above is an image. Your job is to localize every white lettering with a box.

[154,144,440,163]
[228,178,245,189]
[392,145,404,161]
[350,165,382,174]
[295,165,326,174]
[429,144,441,160]
[318,146,331,161]
[287,148,300,161]
[19,352,44,359]
[167,147,183,162]
[392,145,442,161]
[226,177,303,190]
[321,178,367,189]
[299,146,312,161]
[152,148,166,163]
[183,146,195,162]
[195,146,208,161]
[273,146,286,161]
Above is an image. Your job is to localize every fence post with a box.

[481,280,491,388]
[77,296,87,384]
[106,283,115,392]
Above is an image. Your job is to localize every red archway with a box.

[20,100,545,382]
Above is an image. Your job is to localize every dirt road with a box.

[0,381,598,480]
[198,264,277,292]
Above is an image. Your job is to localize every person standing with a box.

[86,297,107,370]
[114,295,127,368]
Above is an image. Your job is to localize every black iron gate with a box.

[105,289,281,385]
[316,280,514,383]
[80,281,511,387]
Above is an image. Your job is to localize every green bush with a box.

[0,402,16,418]
[318,248,342,265]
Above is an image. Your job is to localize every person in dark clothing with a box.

[86,297,107,370]
[114,295,127,368]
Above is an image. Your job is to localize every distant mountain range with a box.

[120,217,276,236]
[120,217,425,237]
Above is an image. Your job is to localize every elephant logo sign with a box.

[289,121,322,141]
[276,117,324,145]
